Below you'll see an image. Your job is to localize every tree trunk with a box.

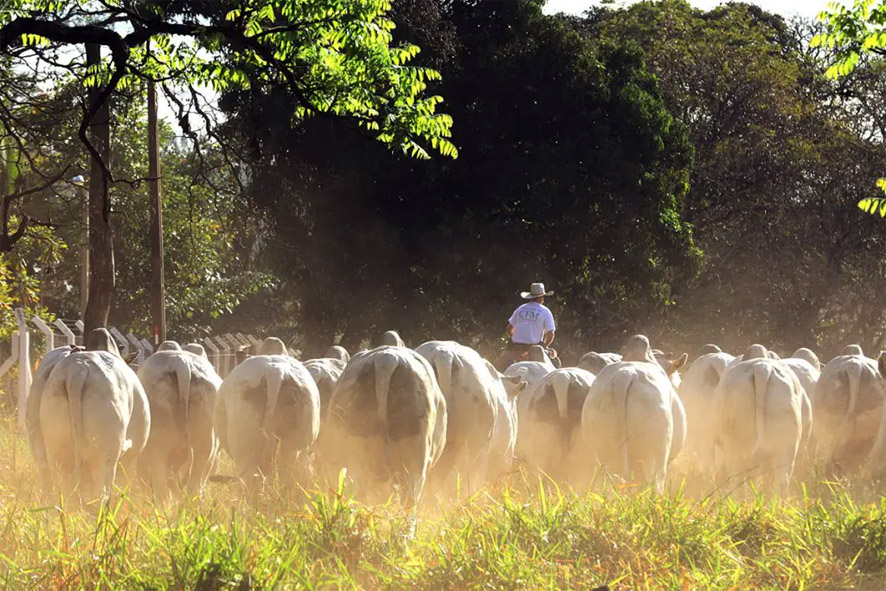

[83,43,115,333]
[148,78,166,343]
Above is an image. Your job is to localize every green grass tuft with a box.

[0,416,884,590]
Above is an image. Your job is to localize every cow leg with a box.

[149,454,171,502]
[389,434,429,509]
[426,442,460,498]
[186,406,217,494]
[117,448,140,496]
[97,456,119,505]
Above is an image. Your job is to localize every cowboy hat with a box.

[520,282,554,299]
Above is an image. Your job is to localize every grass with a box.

[0,414,885,591]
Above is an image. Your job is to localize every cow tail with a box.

[551,372,569,421]
[262,370,284,440]
[751,364,770,456]
[846,361,863,432]
[374,354,400,434]
[550,372,572,456]
[432,352,454,401]
[612,371,631,478]
[67,364,89,488]
[174,357,195,482]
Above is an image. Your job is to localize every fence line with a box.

[0,308,262,433]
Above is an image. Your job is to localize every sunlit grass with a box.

[0,413,884,590]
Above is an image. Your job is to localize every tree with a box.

[25,100,271,340]
[223,0,698,358]
[584,0,886,352]
[0,0,457,332]
[815,0,886,216]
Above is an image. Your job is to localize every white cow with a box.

[380,330,406,347]
[138,349,222,497]
[27,345,83,493]
[867,353,886,476]
[652,350,689,389]
[504,349,555,459]
[582,335,684,491]
[698,344,724,356]
[214,337,320,483]
[325,345,350,362]
[415,341,524,490]
[711,344,804,492]
[184,343,208,358]
[781,356,817,454]
[813,345,886,471]
[39,329,151,501]
[521,367,596,486]
[303,357,346,419]
[792,348,821,371]
[578,351,621,375]
[320,346,447,507]
[677,350,735,461]
[723,344,770,371]
[156,340,181,352]
[486,360,526,481]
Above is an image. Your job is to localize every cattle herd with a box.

[21,327,886,508]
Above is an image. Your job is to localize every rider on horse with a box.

[495,282,559,371]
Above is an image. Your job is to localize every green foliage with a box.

[0,125,59,339]
[0,233,60,340]
[813,0,886,77]
[816,0,886,217]
[858,179,886,217]
[583,0,886,350]
[229,0,698,355]
[1,0,457,160]
[100,102,270,338]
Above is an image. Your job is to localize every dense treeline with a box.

[2,0,885,362]
[221,0,886,360]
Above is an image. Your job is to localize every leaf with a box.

[858,198,886,217]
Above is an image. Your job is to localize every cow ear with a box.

[879,351,886,378]
[506,379,527,398]
[503,374,522,385]
[673,353,688,372]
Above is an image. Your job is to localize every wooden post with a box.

[14,308,30,432]
[147,77,166,344]
[71,175,90,318]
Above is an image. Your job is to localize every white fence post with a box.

[31,317,54,356]
[74,320,84,346]
[54,319,76,346]
[14,308,31,432]
[203,337,220,375]
[139,338,154,356]
[126,333,147,365]
[0,333,19,381]
[108,327,130,356]
[214,336,231,377]
[246,334,262,355]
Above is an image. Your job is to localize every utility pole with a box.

[72,175,89,318]
[148,77,166,344]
